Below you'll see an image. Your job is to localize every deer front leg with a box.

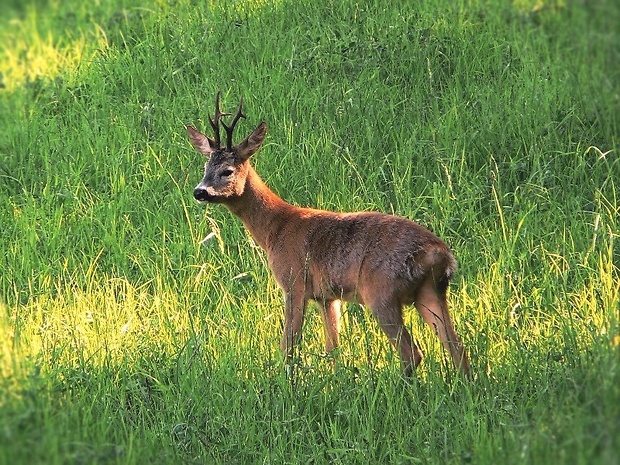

[281,290,307,365]
[319,299,341,353]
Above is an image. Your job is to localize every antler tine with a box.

[222,96,247,150]
[207,91,231,149]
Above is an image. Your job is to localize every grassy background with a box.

[0,0,619,463]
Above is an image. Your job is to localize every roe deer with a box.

[188,93,470,378]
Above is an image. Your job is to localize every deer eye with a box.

[220,168,234,178]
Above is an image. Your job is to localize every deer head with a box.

[188,93,267,203]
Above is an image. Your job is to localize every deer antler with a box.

[208,92,231,149]
[222,96,247,150]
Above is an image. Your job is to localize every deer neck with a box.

[225,165,291,250]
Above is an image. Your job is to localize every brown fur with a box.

[188,99,470,378]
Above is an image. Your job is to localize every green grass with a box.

[1,0,619,463]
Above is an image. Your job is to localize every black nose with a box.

[194,187,211,202]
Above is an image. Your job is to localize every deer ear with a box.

[187,125,216,156]
[235,122,267,161]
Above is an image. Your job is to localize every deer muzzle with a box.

[193,185,214,203]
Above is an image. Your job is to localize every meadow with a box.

[0,0,618,463]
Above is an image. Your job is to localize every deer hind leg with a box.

[414,278,470,377]
[368,297,423,376]
[319,299,341,353]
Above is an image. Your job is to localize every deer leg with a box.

[281,291,307,362]
[414,279,470,377]
[319,299,341,353]
[368,298,423,376]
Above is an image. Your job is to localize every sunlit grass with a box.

[0,5,93,90]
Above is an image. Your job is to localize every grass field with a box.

[1,0,619,463]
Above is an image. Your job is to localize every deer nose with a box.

[194,186,211,202]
